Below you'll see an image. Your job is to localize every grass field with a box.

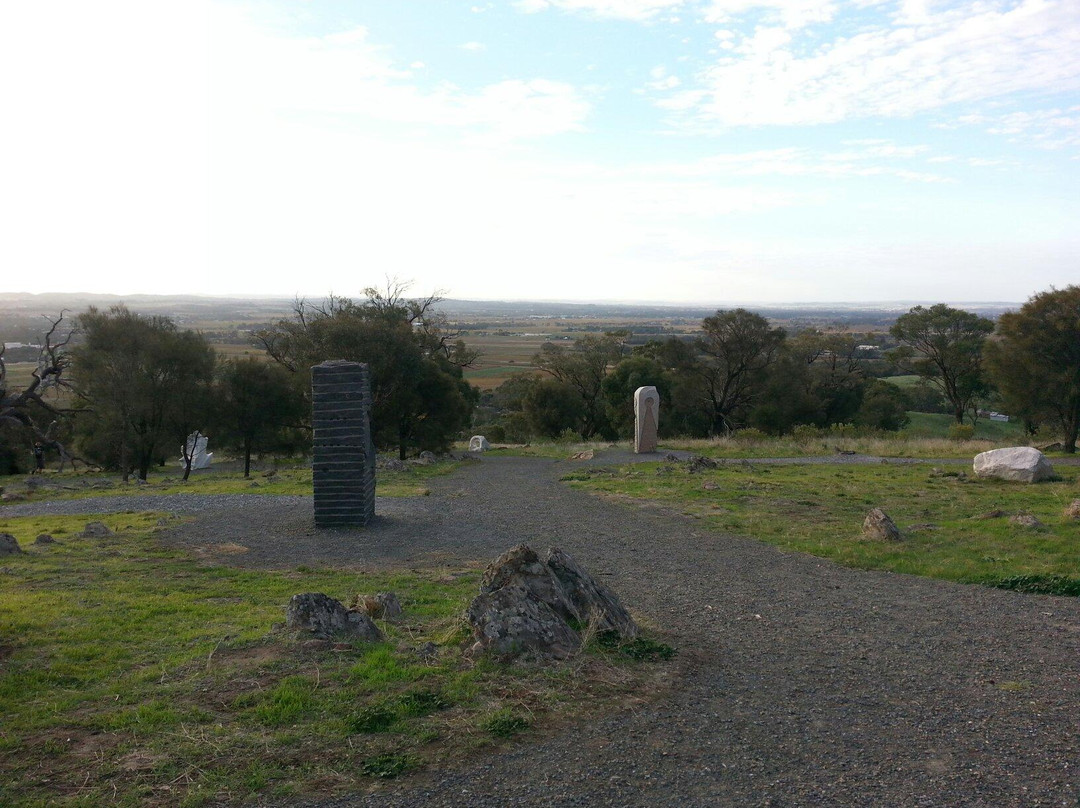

[565,462,1080,594]
[0,516,673,806]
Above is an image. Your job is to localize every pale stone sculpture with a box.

[469,435,490,452]
[180,433,213,470]
[634,386,660,454]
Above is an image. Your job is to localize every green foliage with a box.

[73,306,216,480]
[361,753,417,778]
[258,288,478,459]
[481,708,531,738]
[523,379,586,439]
[986,285,1080,453]
[533,332,626,439]
[855,380,910,431]
[592,631,676,661]
[888,304,994,424]
[947,423,975,441]
[698,309,786,434]
[214,358,306,477]
[993,575,1080,597]
[602,356,670,438]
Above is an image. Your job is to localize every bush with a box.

[948,424,975,441]
[791,424,822,442]
[483,424,506,443]
[733,428,768,442]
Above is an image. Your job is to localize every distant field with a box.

[903,411,1025,441]
[884,374,922,387]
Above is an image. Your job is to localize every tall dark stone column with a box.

[311,360,375,528]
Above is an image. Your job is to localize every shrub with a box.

[948,424,975,441]
[733,427,768,442]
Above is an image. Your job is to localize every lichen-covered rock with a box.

[465,584,581,659]
[466,544,639,658]
[480,544,578,623]
[546,547,639,638]
[286,593,383,642]
[1064,500,1080,520]
[81,521,114,538]
[973,447,1055,483]
[0,533,23,555]
[33,534,57,545]
[863,508,901,541]
[468,435,491,452]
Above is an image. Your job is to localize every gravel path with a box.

[7,456,1080,806]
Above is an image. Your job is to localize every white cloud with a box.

[657,0,1080,127]
[702,0,837,29]
[513,0,688,21]
[460,41,486,51]
[210,9,590,141]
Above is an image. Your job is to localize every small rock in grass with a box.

[702,481,719,491]
[1,492,25,503]
[863,508,901,541]
[569,450,594,461]
[1009,513,1043,529]
[417,451,437,465]
[906,523,939,533]
[1064,500,1080,520]
[156,518,169,527]
[81,521,114,538]
[33,533,57,545]
[973,509,1008,520]
[286,592,383,642]
[353,592,403,620]
[0,534,24,555]
[302,639,331,651]
[415,641,438,661]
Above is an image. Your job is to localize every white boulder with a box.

[469,435,490,452]
[973,447,1055,483]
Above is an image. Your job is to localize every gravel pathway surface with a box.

[6,454,1080,806]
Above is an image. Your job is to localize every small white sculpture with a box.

[634,386,660,454]
[180,433,213,470]
[469,435,490,452]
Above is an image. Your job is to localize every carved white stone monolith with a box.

[634,386,660,454]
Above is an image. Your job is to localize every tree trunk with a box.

[953,406,965,424]
[182,456,192,481]
[1064,415,1078,454]
[244,437,252,478]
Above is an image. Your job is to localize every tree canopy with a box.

[986,286,1080,453]
[258,286,478,458]
[889,304,993,424]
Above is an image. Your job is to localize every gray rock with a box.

[479,544,578,623]
[1065,500,1080,520]
[546,547,639,638]
[285,592,383,642]
[80,521,114,537]
[33,533,57,545]
[353,591,404,620]
[0,533,23,555]
[863,508,901,541]
[1,492,25,503]
[465,584,581,659]
[466,544,639,658]
[469,435,491,452]
[417,451,437,464]
[973,447,1055,483]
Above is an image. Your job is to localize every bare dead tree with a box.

[0,313,91,471]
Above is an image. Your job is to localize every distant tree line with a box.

[476,285,1080,453]
[2,284,1078,474]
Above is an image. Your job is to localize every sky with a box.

[1,0,1077,304]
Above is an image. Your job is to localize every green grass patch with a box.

[567,462,1080,592]
[0,514,668,807]
[481,707,531,738]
